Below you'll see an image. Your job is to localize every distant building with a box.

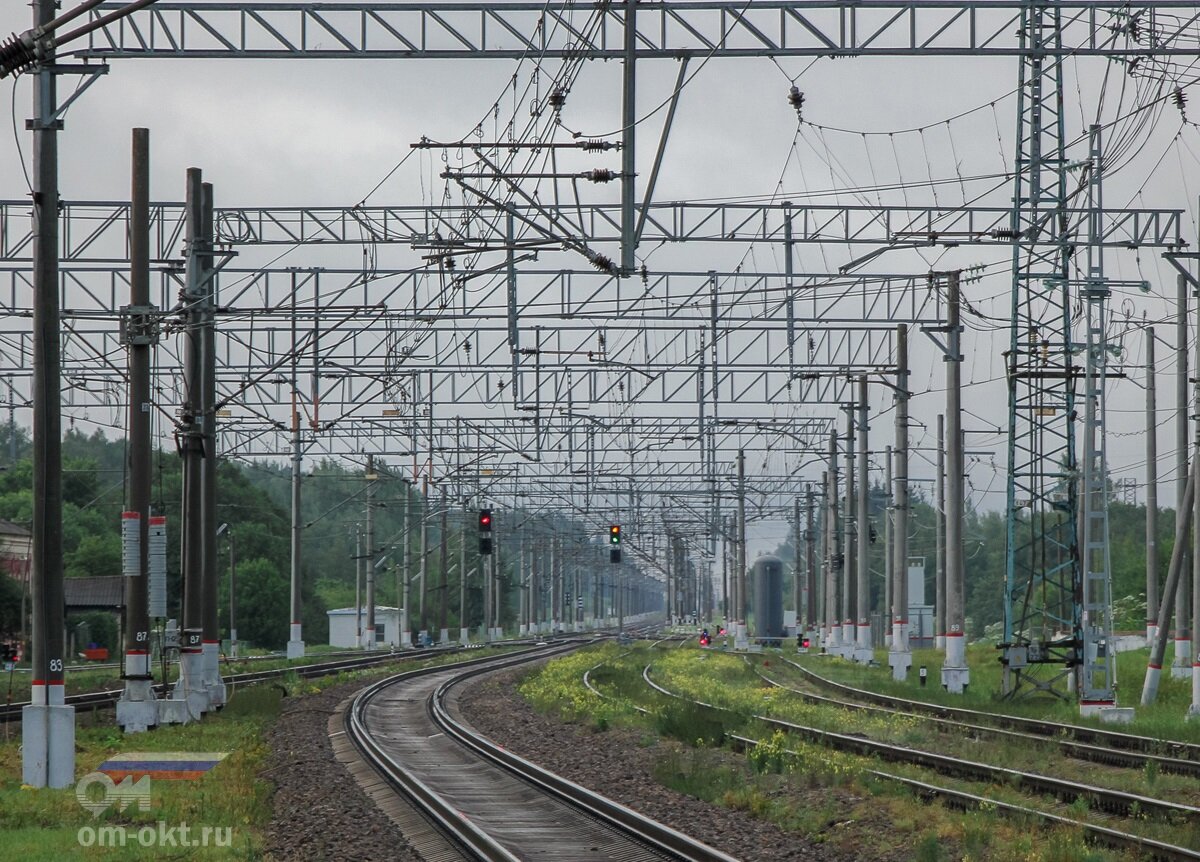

[326,606,403,648]
[63,575,124,612]
[0,519,30,584]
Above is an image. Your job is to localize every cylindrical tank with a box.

[752,554,785,643]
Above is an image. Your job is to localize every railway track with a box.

[3,646,393,676]
[784,657,1200,764]
[0,643,485,723]
[636,657,1200,862]
[748,657,1200,779]
[345,639,738,862]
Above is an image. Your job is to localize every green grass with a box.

[785,642,1200,744]
[0,685,280,860]
[518,642,1145,861]
[0,645,522,860]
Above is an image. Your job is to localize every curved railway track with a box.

[632,654,1200,862]
[744,658,1200,778]
[785,657,1200,764]
[346,639,739,862]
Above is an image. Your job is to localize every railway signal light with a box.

[609,524,621,563]
[478,508,493,555]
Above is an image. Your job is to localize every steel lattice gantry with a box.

[0,201,1184,261]
[73,2,1200,60]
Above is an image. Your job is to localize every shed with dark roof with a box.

[64,575,124,611]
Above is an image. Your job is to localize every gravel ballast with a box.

[263,677,424,862]
[456,667,877,862]
[264,659,905,861]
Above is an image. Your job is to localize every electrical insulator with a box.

[548,89,567,111]
[0,32,37,79]
[581,139,615,151]
[588,252,616,274]
[586,168,617,183]
[787,86,805,119]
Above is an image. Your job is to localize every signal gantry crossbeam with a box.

[75,2,1200,60]
[0,201,1182,260]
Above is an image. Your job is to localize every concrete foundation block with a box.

[117,679,158,733]
[156,697,192,725]
[940,665,970,694]
[888,650,912,681]
[22,703,76,788]
[1098,707,1135,724]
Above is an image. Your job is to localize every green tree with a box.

[235,557,290,649]
[65,532,122,580]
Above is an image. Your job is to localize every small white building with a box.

[327,606,404,648]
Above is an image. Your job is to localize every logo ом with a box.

[75,772,152,818]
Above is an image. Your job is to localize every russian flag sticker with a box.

[97,752,229,781]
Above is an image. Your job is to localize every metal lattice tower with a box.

[1003,0,1079,699]
[1079,125,1117,709]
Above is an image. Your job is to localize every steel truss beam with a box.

[73,2,1199,60]
[0,264,944,325]
[0,201,1183,262]
[0,255,896,467]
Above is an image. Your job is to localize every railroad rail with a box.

[729,733,1200,862]
[638,661,1200,862]
[785,658,1200,763]
[346,639,738,862]
[3,646,399,676]
[0,643,482,722]
[747,659,1200,779]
